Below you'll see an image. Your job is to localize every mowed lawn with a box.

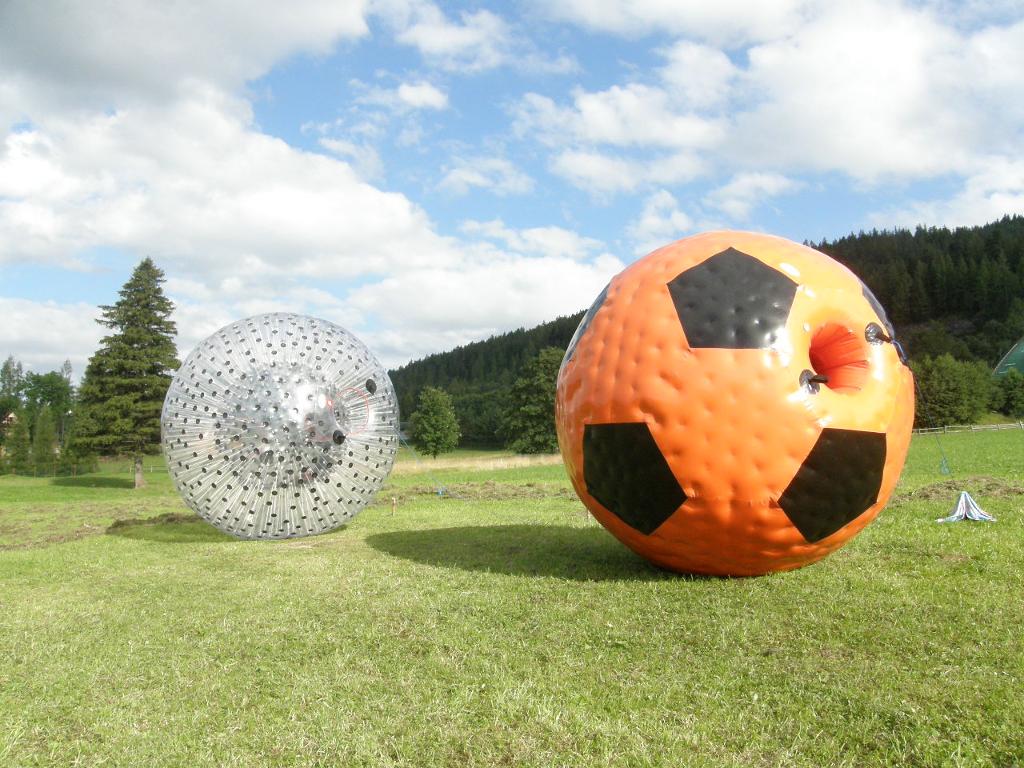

[1,434,1022,767]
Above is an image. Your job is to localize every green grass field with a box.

[1,432,1022,767]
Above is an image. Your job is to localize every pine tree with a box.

[909,260,931,321]
[502,346,562,454]
[410,387,460,458]
[30,407,57,475]
[5,412,31,475]
[77,258,179,488]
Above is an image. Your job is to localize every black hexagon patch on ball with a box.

[778,428,887,543]
[667,247,797,349]
[583,422,686,535]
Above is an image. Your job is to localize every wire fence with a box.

[912,421,1024,435]
[0,459,163,478]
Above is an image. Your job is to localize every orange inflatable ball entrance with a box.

[555,231,914,576]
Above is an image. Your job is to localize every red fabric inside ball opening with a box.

[809,323,870,393]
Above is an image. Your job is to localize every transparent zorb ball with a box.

[161,313,399,539]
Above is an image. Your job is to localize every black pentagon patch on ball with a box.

[562,283,610,367]
[778,428,887,543]
[667,247,797,349]
[583,422,686,535]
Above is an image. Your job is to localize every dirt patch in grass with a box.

[894,475,1024,502]
[107,512,200,531]
[378,481,575,503]
[0,522,107,550]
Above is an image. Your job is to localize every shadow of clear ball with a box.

[161,313,399,539]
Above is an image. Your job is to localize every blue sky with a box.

[1,0,1023,377]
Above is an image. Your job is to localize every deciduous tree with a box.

[998,369,1024,419]
[502,346,562,454]
[911,354,993,427]
[411,386,460,458]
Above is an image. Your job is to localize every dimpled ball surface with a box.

[556,231,914,576]
[162,313,399,540]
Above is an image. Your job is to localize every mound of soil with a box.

[106,512,200,530]
[895,475,1024,502]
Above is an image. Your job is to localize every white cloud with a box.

[318,137,384,180]
[536,0,811,45]
[347,254,625,345]
[395,5,509,71]
[8,0,1021,378]
[871,157,1024,229]
[516,1,1024,215]
[659,41,738,109]
[732,3,975,180]
[438,156,533,196]
[460,219,605,261]
[550,150,642,194]
[704,172,802,220]
[0,60,609,370]
[0,0,369,123]
[354,80,449,111]
[513,85,724,149]
[371,0,577,74]
[626,191,693,254]
[550,149,703,196]
[0,299,102,376]
[918,0,1024,28]
[0,89,457,277]
[396,82,449,110]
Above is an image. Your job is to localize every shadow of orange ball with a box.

[556,231,914,576]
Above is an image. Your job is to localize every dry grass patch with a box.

[391,453,562,475]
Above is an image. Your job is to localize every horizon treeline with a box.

[390,214,1024,446]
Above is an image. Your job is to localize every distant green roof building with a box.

[994,337,1024,376]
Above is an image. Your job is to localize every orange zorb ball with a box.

[556,231,914,576]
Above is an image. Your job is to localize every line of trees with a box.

[393,216,1024,443]
[912,354,1024,426]
[391,315,581,449]
[0,355,93,475]
[406,346,564,457]
[7,217,1024,466]
[0,258,178,485]
[816,215,1024,363]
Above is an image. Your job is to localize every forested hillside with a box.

[390,314,582,444]
[390,215,1024,445]
[815,215,1024,364]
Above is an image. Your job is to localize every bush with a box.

[502,347,562,454]
[997,369,1024,419]
[410,387,460,458]
[911,354,994,427]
